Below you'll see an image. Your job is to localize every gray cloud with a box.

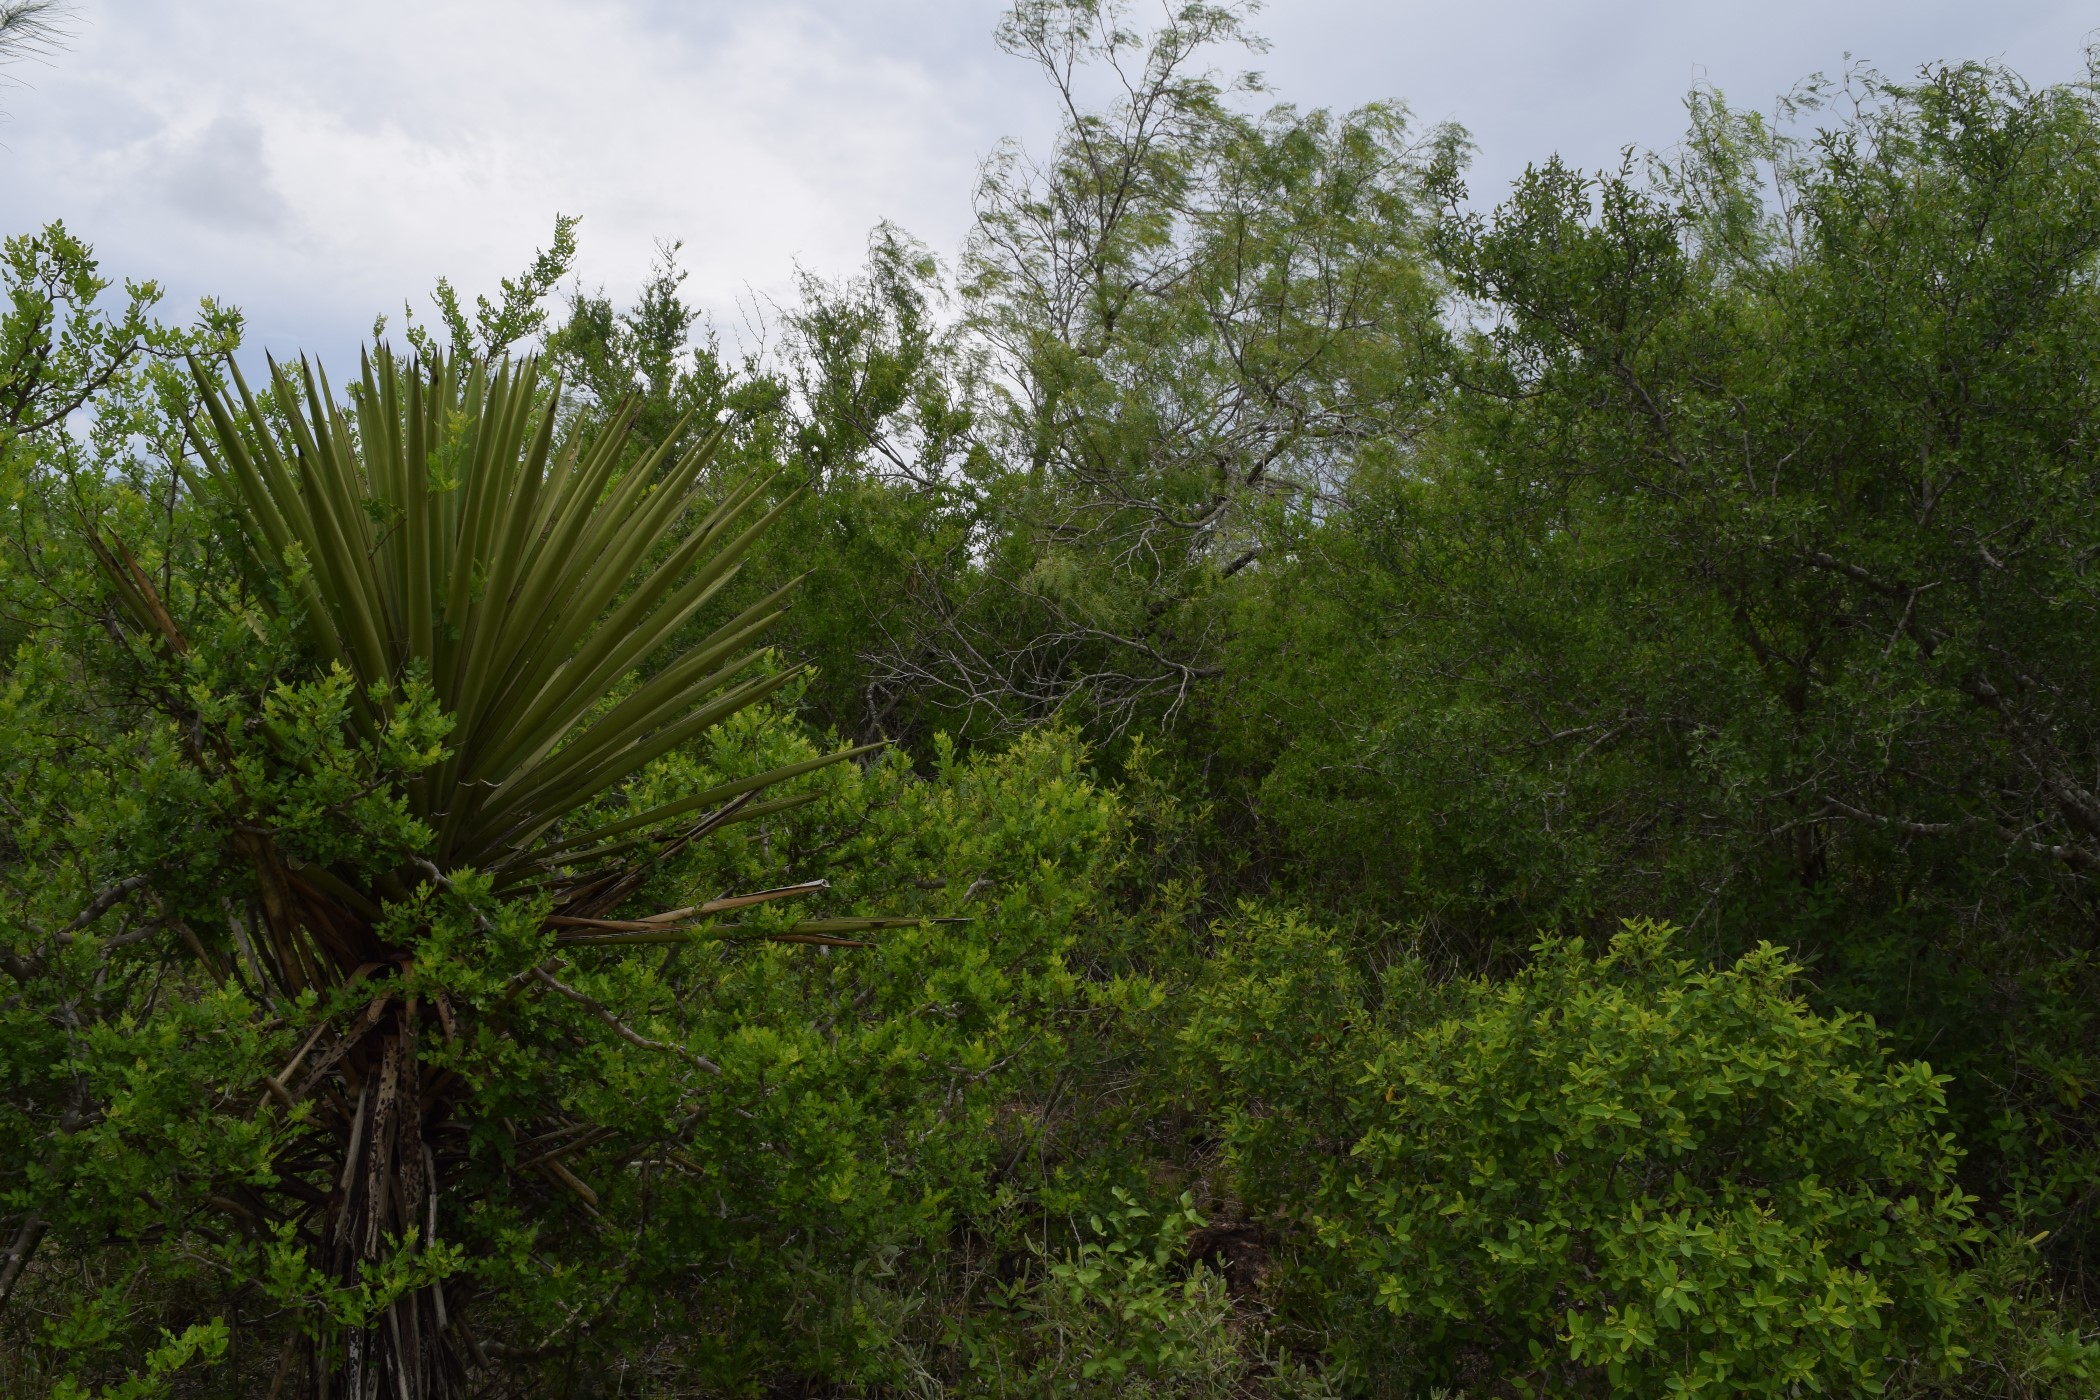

[0,0,2090,373]
[159,112,287,232]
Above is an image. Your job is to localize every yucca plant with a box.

[93,346,905,1398]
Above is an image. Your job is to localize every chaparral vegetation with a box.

[6,2,2100,1395]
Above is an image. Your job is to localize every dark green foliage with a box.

[1213,56,2100,1313]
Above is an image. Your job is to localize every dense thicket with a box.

[6,2,2100,1396]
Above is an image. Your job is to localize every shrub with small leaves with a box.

[1179,914,2018,1394]
[1333,921,1985,1395]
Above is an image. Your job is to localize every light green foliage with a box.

[400,213,580,360]
[400,709,1126,1390]
[46,1319,227,1400]
[1346,923,1980,1395]
[954,1183,1342,1399]
[0,220,277,1397]
[1177,907,1389,1217]
[1025,1189,1242,1396]
[0,223,169,447]
[1185,917,2015,1395]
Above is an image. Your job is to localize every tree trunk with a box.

[0,1213,47,1309]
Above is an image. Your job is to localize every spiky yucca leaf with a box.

[185,346,863,921]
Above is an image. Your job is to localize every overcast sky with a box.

[1,1,2092,371]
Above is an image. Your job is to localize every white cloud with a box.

[0,0,2091,373]
[0,0,1028,365]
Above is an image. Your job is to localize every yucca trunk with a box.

[328,1003,451,1400]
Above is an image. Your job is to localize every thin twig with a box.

[530,968,722,1076]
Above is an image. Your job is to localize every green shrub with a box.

[1188,916,2004,1395]
[1022,1189,1241,1397]
[400,711,1130,1391]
